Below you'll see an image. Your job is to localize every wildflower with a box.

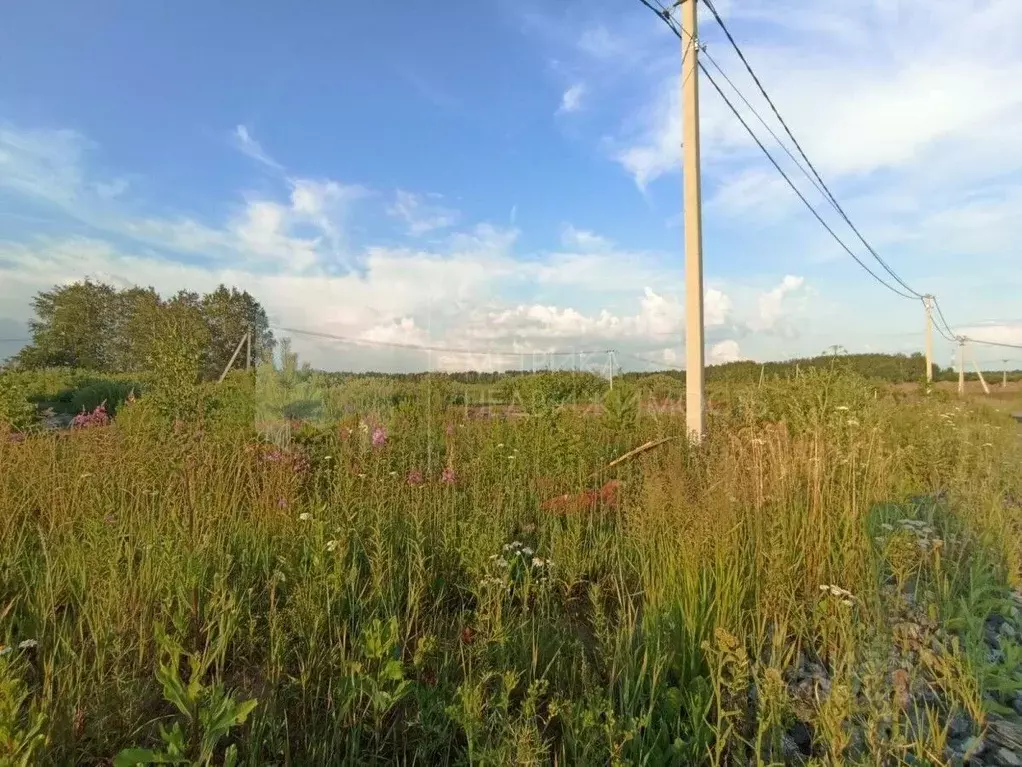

[80,473,93,480]
[497,443,505,449]
[326,540,339,552]
[17,639,37,650]
[298,512,312,521]
[104,514,116,524]
[819,584,855,601]
[372,426,388,447]
[982,442,993,448]
[407,469,424,486]
[0,646,9,657]
[835,405,850,411]
[846,419,859,427]
[522,547,534,557]
[532,557,546,568]
[441,466,456,485]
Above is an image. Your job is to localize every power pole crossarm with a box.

[682,0,706,442]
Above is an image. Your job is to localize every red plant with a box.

[540,479,621,516]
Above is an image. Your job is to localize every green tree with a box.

[200,285,274,379]
[17,281,118,369]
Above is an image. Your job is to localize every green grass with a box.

[1,368,1021,765]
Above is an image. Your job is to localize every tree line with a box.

[13,280,275,380]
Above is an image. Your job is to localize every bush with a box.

[69,379,143,416]
[0,373,36,430]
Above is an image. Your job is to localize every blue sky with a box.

[2,0,1021,372]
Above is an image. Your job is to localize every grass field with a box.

[3,368,1022,765]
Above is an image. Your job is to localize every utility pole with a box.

[245,330,251,371]
[957,336,966,397]
[218,332,249,384]
[681,0,705,442]
[608,351,614,390]
[1003,359,1009,389]
[923,295,934,384]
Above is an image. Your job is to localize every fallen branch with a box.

[588,436,676,480]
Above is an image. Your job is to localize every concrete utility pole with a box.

[681,0,706,442]
[923,295,934,384]
[957,336,966,396]
[972,355,991,395]
[1004,359,1009,389]
[245,330,251,371]
[218,332,250,384]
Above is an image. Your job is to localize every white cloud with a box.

[709,339,743,364]
[557,83,587,114]
[560,223,610,251]
[233,124,282,170]
[387,190,459,236]
[746,275,806,333]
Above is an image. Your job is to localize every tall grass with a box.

[1,369,1020,765]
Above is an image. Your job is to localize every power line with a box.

[699,0,923,300]
[634,1,918,301]
[271,324,613,357]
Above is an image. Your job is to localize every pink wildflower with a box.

[72,404,109,429]
[372,426,388,447]
[407,469,424,486]
[441,466,457,485]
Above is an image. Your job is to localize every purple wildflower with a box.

[277,497,289,509]
[441,466,457,485]
[407,469,424,486]
[104,513,116,524]
[8,432,25,444]
[371,426,388,447]
[71,404,109,429]
[445,423,455,436]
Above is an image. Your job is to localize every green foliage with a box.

[70,378,143,417]
[145,297,211,423]
[2,370,1022,763]
[495,371,607,411]
[16,280,274,381]
[0,373,36,431]
[0,657,48,765]
[114,627,256,767]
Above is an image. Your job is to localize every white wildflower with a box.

[17,639,37,650]
[532,557,546,568]
[835,406,850,412]
[0,646,11,657]
[298,512,312,521]
[326,540,339,552]
[846,419,859,427]
[522,547,534,557]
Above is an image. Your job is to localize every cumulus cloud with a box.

[747,275,806,332]
[709,339,743,364]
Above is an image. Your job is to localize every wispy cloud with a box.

[387,190,459,236]
[233,124,282,170]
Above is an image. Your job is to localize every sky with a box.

[1,0,1021,374]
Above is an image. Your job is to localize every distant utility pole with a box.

[681,0,706,442]
[1004,359,1009,389]
[923,295,934,384]
[957,336,966,396]
[245,330,252,371]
